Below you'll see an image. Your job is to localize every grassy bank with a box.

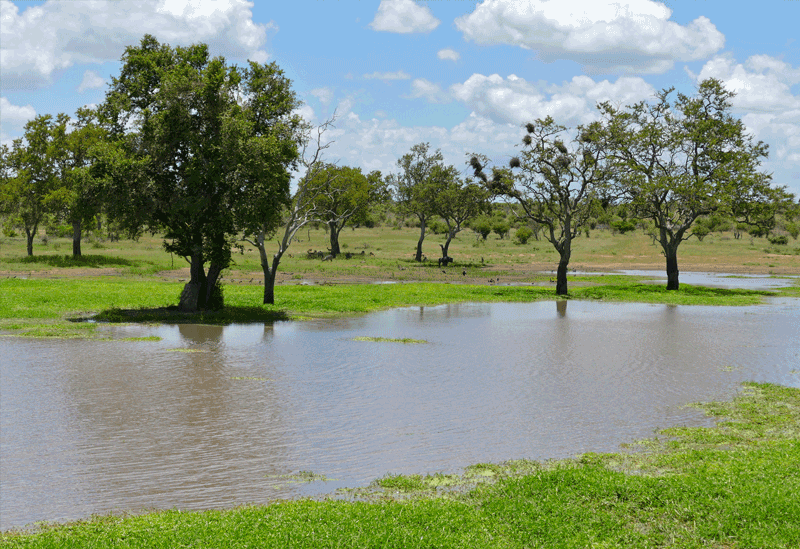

[0,276,789,339]
[3,382,798,547]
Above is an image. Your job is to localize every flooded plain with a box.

[2,296,799,530]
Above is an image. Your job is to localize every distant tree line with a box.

[1,34,796,309]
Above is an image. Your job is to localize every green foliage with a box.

[100,35,302,310]
[767,234,788,245]
[609,218,636,234]
[470,215,492,240]
[513,226,533,244]
[600,78,779,289]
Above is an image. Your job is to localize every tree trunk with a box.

[25,226,35,256]
[665,247,680,290]
[556,257,569,295]
[72,221,82,257]
[179,252,206,312]
[415,218,426,262]
[263,266,277,305]
[329,222,340,257]
[441,231,454,259]
[205,263,224,309]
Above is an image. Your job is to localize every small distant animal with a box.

[322,254,333,261]
[462,270,466,276]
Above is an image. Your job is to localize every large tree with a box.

[389,143,446,262]
[52,107,108,257]
[0,114,68,256]
[307,164,385,257]
[599,78,777,290]
[471,117,609,295]
[429,165,489,261]
[101,35,301,311]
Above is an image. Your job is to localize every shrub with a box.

[514,226,533,245]
[610,219,637,234]
[768,234,789,246]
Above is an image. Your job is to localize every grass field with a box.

[2,226,799,545]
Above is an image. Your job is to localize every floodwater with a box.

[2,297,799,530]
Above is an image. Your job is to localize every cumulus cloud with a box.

[0,0,274,90]
[692,54,800,113]
[0,97,36,126]
[406,79,450,103]
[369,0,439,34]
[363,70,412,81]
[310,87,334,105]
[77,70,105,93]
[437,48,460,62]
[450,73,655,126]
[688,55,800,190]
[455,0,725,74]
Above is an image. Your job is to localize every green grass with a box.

[0,276,787,340]
[3,383,799,547]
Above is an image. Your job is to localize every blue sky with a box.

[2,0,799,197]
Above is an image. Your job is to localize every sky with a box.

[2,0,799,198]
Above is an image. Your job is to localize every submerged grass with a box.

[3,383,799,547]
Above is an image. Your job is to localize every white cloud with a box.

[693,54,800,113]
[293,104,315,123]
[690,55,800,191]
[455,0,725,74]
[406,79,450,103]
[450,73,655,126]
[363,70,412,81]
[437,48,460,62]
[0,0,274,90]
[369,0,439,34]
[310,87,334,105]
[77,70,105,93]
[0,97,36,126]
[0,97,37,147]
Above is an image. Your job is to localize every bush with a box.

[514,226,533,245]
[768,234,789,246]
[492,220,511,240]
[471,217,492,240]
[610,219,637,234]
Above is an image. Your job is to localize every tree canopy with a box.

[599,78,780,290]
[101,34,303,310]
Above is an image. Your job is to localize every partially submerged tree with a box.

[389,143,446,262]
[0,115,67,256]
[471,117,609,295]
[600,78,778,290]
[102,35,301,311]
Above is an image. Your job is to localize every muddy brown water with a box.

[2,296,799,530]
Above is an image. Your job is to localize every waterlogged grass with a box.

[352,336,428,344]
[4,383,799,547]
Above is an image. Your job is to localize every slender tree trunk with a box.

[555,238,571,296]
[25,226,35,256]
[72,221,82,257]
[329,221,340,256]
[263,264,277,305]
[441,229,455,259]
[259,240,281,305]
[415,217,426,262]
